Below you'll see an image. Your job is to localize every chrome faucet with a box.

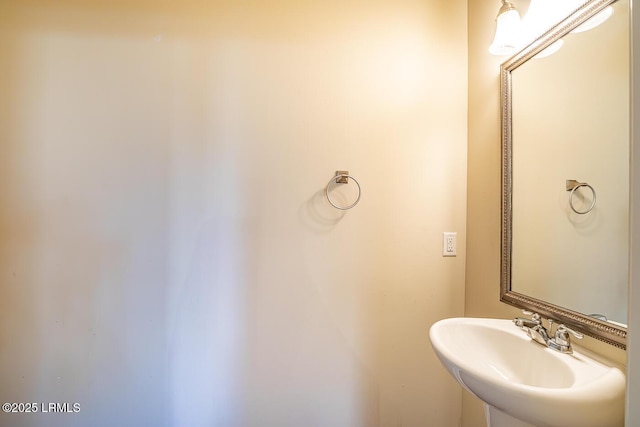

[513,311,583,354]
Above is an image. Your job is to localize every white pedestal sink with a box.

[429,317,625,427]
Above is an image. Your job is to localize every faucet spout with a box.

[513,311,552,346]
[512,311,583,354]
[527,324,551,346]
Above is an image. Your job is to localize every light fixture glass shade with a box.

[560,0,588,19]
[521,0,561,44]
[533,39,564,59]
[572,6,613,33]
[489,6,522,56]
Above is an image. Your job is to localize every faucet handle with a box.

[513,310,542,329]
[521,309,540,319]
[558,325,583,338]
[554,324,584,347]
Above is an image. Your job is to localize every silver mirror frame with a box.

[500,0,627,349]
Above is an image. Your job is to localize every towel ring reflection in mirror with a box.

[566,180,597,214]
[325,171,361,210]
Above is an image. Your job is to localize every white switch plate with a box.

[443,232,457,257]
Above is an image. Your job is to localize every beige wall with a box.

[466,1,627,426]
[466,2,517,424]
[0,1,467,426]
[628,0,640,424]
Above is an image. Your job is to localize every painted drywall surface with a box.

[465,2,518,425]
[627,0,640,425]
[0,1,467,426]
[466,1,627,426]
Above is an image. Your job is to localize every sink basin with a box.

[429,317,625,427]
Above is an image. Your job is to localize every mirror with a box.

[500,0,629,348]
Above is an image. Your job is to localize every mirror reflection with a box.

[501,0,629,347]
[511,0,629,325]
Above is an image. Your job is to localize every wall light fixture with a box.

[489,0,613,57]
[489,0,523,56]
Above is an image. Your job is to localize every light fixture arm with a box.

[497,0,517,18]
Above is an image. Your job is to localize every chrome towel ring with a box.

[325,171,361,210]
[566,179,596,215]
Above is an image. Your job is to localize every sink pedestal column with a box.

[484,404,536,427]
